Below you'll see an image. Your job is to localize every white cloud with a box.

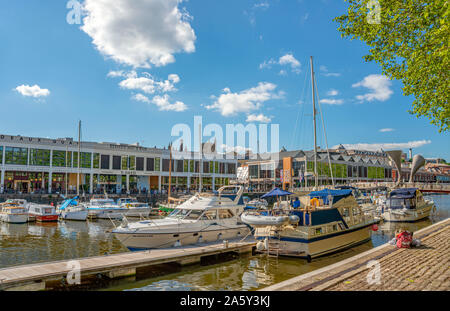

[333,140,432,152]
[352,74,393,102]
[117,72,180,94]
[81,0,196,68]
[132,93,151,103]
[151,94,187,111]
[379,128,395,132]
[319,65,341,77]
[327,89,339,96]
[220,144,252,154]
[319,98,344,105]
[246,113,272,123]
[206,82,283,116]
[260,53,301,73]
[15,84,50,98]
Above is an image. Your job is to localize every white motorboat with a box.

[112,185,250,250]
[381,188,435,222]
[0,202,29,224]
[117,198,151,217]
[86,197,126,220]
[57,197,88,221]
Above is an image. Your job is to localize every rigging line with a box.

[314,73,335,188]
[290,68,309,150]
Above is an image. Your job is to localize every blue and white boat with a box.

[57,196,88,221]
[242,189,378,260]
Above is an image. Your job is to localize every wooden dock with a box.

[262,218,450,291]
[0,239,256,291]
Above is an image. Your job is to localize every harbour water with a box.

[0,194,449,291]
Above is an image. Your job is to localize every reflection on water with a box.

[0,219,127,269]
[0,194,448,291]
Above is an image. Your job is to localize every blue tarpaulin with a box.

[59,196,79,210]
[261,188,294,198]
[308,189,352,205]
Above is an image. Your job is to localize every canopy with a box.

[389,188,417,199]
[308,189,352,205]
[261,188,294,198]
[59,196,79,210]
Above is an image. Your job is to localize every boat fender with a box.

[288,215,300,224]
[256,241,265,251]
[263,237,269,250]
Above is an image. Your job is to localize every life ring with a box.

[310,198,320,207]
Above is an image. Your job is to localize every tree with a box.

[334,0,449,132]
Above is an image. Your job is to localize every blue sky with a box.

[1,0,448,160]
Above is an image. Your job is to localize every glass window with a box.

[155,158,160,171]
[72,152,91,168]
[121,156,128,170]
[183,160,189,172]
[146,158,154,171]
[185,210,203,220]
[218,209,234,219]
[30,149,51,166]
[129,156,136,170]
[201,210,217,220]
[136,157,144,171]
[112,156,121,170]
[315,227,323,235]
[93,153,100,169]
[101,155,110,169]
[176,160,183,172]
[52,150,67,167]
[5,147,28,165]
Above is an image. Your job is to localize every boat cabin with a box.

[386,188,421,210]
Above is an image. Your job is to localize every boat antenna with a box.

[310,56,318,189]
[314,72,335,188]
[65,144,68,197]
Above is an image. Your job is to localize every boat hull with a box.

[34,214,59,222]
[114,225,250,250]
[0,213,28,224]
[60,210,88,221]
[381,203,433,222]
[259,223,373,259]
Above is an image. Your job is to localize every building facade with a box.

[239,147,394,191]
[0,134,237,194]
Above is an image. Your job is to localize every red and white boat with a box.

[28,204,59,222]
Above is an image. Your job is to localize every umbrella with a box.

[261,187,293,198]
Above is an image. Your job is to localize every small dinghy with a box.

[241,212,299,227]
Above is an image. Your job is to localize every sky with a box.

[1,0,448,160]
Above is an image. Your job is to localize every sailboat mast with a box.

[198,123,202,193]
[168,143,172,203]
[77,120,81,196]
[310,56,318,188]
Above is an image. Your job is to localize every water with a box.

[0,194,449,290]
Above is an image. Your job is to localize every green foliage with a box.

[334,0,449,132]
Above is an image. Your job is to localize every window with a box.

[352,208,360,216]
[332,224,338,231]
[101,155,110,169]
[183,160,189,172]
[201,210,217,220]
[146,158,154,171]
[315,227,323,235]
[218,209,234,219]
[73,152,91,168]
[129,156,136,170]
[93,153,100,169]
[176,160,183,172]
[342,208,349,217]
[249,165,258,178]
[112,156,121,170]
[155,158,160,171]
[52,150,70,167]
[5,147,28,165]
[136,157,144,171]
[185,210,203,220]
[203,161,210,173]
[121,156,128,170]
[227,163,236,174]
[162,159,174,172]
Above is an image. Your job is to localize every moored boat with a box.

[28,204,59,222]
[57,196,88,221]
[381,188,435,222]
[0,202,29,224]
[112,185,250,250]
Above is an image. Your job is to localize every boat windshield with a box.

[388,198,415,209]
[167,208,203,220]
[91,199,115,206]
